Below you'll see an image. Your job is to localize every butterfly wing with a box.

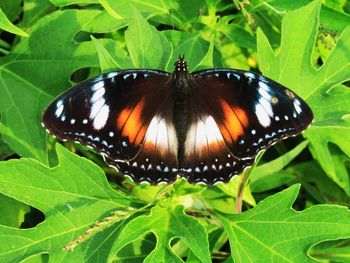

[190,69,314,159]
[43,70,178,184]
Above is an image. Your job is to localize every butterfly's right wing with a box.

[43,70,179,184]
[190,69,313,158]
[179,68,313,184]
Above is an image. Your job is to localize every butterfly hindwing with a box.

[191,69,313,158]
[181,107,254,184]
[109,105,179,184]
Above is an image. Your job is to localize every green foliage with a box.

[0,0,349,262]
[257,1,350,195]
[220,185,350,262]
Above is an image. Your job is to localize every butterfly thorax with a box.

[173,57,190,94]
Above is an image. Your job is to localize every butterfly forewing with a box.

[191,69,313,158]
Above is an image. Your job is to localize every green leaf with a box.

[216,16,256,50]
[0,0,22,22]
[0,194,30,227]
[98,0,170,20]
[310,239,350,262]
[320,5,350,32]
[219,184,350,262]
[216,176,256,207]
[82,9,128,33]
[91,36,130,72]
[125,11,173,69]
[293,160,350,205]
[250,141,309,193]
[0,10,110,162]
[49,0,98,7]
[191,34,214,71]
[251,0,350,32]
[164,31,210,72]
[21,0,55,28]
[110,205,211,263]
[257,1,350,193]
[0,144,134,262]
[0,7,28,37]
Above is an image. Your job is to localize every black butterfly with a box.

[42,56,313,185]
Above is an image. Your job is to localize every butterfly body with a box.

[43,57,313,185]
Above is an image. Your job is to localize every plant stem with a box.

[235,168,250,214]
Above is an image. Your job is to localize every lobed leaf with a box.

[220,184,350,262]
[0,9,122,162]
[110,205,211,263]
[257,1,350,193]
[0,144,134,262]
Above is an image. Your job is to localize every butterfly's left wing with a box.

[43,70,179,184]
[190,69,313,159]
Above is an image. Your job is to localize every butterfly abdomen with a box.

[173,87,191,163]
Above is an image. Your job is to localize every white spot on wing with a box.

[92,104,109,130]
[245,72,255,79]
[294,100,302,114]
[258,81,269,91]
[107,72,117,78]
[92,81,104,91]
[143,115,178,156]
[91,87,105,103]
[55,104,64,118]
[184,115,224,157]
[255,103,271,127]
[90,98,105,119]
[258,85,271,100]
[259,97,273,117]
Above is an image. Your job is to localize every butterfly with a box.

[42,56,313,185]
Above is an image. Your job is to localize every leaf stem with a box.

[235,168,250,214]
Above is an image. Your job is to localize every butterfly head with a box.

[174,55,189,72]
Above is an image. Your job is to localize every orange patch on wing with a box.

[142,139,170,156]
[134,126,147,145]
[218,124,233,144]
[117,108,132,129]
[208,142,220,152]
[233,106,249,127]
[142,140,155,151]
[220,100,245,141]
[117,98,145,144]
